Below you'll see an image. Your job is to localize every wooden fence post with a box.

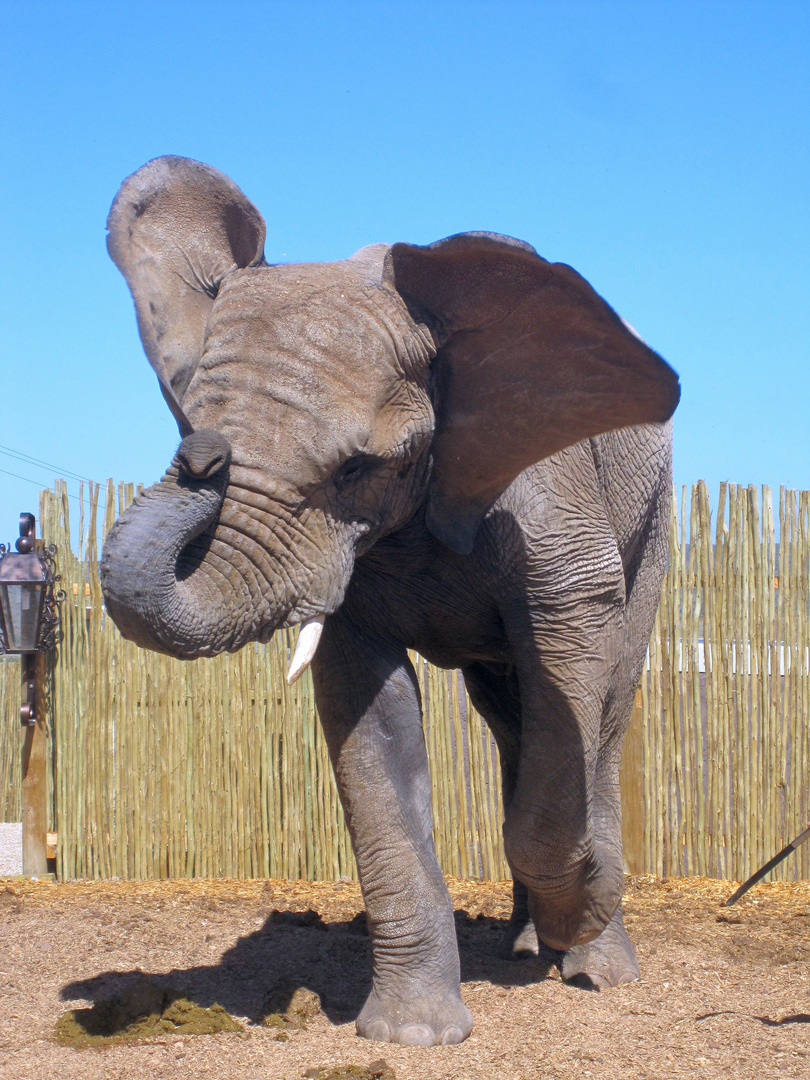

[21,650,48,876]
[620,686,646,875]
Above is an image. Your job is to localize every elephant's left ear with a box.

[386,233,680,553]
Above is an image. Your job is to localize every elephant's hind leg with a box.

[556,690,640,988]
[558,452,673,989]
[463,659,637,984]
[312,612,472,1046]
[462,662,542,961]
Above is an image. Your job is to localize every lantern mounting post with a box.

[0,513,64,878]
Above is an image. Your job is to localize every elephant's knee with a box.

[503,814,621,952]
[527,888,617,952]
[502,809,589,892]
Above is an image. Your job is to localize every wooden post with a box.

[21,644,48,877]
[620,686,646,875]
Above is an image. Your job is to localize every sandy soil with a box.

[0,874,808,1080]
[0,826,22,879]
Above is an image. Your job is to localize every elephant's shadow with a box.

[60,907,558,1026]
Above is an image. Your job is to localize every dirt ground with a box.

[0,874,808,1080]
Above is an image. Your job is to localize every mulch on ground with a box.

[1,875,808,1079]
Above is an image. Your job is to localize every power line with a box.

[0,467,100,507]
[0,465,58,488]
[0,444,99,487]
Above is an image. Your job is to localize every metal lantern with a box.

[0,513,63,655]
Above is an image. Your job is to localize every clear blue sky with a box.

[1,1,808,539]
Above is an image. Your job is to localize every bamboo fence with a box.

[0,480,808,882]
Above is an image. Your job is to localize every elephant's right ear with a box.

[387,233,680,553]
[107,156,266,434]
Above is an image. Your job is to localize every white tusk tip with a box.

[286,615,325,684]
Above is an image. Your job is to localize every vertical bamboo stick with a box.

[450,671,470,879]
[761,488,778,872]
[801,493,810,878]
[642,540,654,877]
[682,485,697,874]
[718,482,732,880]
[696,482,714,874]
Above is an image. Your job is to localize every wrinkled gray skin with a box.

[100,157,680,1046]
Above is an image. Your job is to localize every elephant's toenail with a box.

[362,1019,391,1042]
[399,1024,434,1046]
[441,1025,465,1045]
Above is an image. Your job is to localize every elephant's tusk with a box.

[286,615,326,684]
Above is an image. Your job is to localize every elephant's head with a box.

[100,156,679,675]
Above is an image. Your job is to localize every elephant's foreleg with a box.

[312,613,472,1046]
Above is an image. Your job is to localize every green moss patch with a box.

[303,1061,395,1080]
[55,975,242,1047]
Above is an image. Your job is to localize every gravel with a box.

[0,821,23,876]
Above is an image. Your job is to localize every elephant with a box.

[99,156,680,1046]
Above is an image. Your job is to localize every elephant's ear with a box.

[387,232,680,553]
[107,156,266,434]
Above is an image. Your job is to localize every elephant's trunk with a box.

[100,431,267,657]
[100,430,353,662]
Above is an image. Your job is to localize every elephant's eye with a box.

[335,454,376,489]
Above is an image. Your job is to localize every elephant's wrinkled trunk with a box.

[100,431,260,658]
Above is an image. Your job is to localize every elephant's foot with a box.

[559,908,639,989]
[356,987,472,1046]
[500,879,541,959]
[501,915,540,959]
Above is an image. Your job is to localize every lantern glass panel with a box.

[0,580,46,652]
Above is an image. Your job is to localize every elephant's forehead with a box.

[182,263,424,480]
[202,263,410,386]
